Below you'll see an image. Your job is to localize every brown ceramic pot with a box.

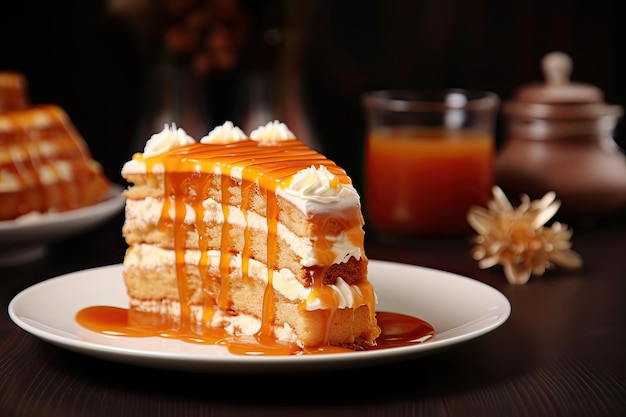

[496,52,626,222]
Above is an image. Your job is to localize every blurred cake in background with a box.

[0,72,110,221]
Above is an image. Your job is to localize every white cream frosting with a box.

[124,197,362,266]
[199,121,248,144]
[125,244,367,311]
[122,123,195,176]
[287,165,338,198]
[143,124,195,158]
[249,120,295,145]
[121,158,162,175]
[278,165,361,212]
[305,276,364,310]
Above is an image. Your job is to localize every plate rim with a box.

[8,261,511,373]
[0,184,125,232]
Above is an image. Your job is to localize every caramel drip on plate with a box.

[76,306,434,355]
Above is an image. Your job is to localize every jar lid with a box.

[514,52,603,104]
[503,52,623,120]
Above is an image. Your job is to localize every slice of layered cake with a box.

[121,121,380,350]
[0,72,110,221]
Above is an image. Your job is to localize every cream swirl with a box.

[249,120,295,145]
[304,277,366,311]
[199,121,248,144]
[281,165,358,203]
[143,124,195,158]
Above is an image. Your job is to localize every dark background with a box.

[1,0,624,194]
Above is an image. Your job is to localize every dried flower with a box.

[467,186,583,284]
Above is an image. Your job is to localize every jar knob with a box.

[514,51,602,103]
[542,52,572,86]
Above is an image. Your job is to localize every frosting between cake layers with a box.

[124,197,362,266]
[125,243,369,311]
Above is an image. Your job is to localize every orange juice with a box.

[365,127,494,236]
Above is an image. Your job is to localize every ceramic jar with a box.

[496,51,626,222]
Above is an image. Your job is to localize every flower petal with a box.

[504,262,532,285]
[550,250,583,269]
[467,207,493,234]
[532,201,560,229]
[492,186,513,211]
[478,255,500,269]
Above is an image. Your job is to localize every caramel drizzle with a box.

[260,186,278,337]
[141,139,371,344]
[195,175,214,324]
[218,174,232,310]
[241,177,253,284]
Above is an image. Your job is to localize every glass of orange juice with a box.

[361,89,499,239]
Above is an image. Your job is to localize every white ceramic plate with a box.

[0,185,125,265]
[8,261,510,373]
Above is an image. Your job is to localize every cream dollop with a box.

[305,277,366,310]
[199,121,248,144]
[143,124,195,158]
[249,120,295,145]
[280,165,358,204]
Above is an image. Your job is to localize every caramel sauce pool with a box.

[76,307,434,356]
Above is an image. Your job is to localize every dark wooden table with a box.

[1,211,625,417]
